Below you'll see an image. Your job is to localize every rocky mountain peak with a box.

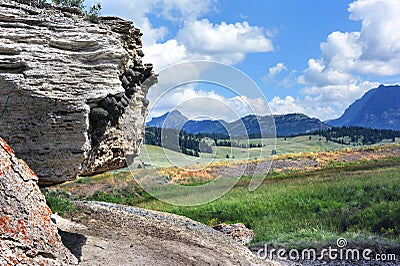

[327,85,400,130]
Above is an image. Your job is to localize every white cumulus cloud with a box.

[148,86,271,122]
[144,40,188,69]
[269,96,306,115]
[157,0,217,22]
[87,0,271,70]
[145,19,274,68]
[300,0,400,86]
[263,62,287,83]
[177,19,273,56]
[270,79,380,121]
[269,95,343,121]
[289,0,400,120]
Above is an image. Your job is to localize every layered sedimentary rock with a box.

[0,137,77,265]
[0,1,157,185]
[213,223,255,245]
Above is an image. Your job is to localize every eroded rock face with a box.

[213,223,255,245]
[0,137,78,265]
[0,1,157,186]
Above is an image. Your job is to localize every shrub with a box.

[52,0,84,10]
[207,218,220,227]
[45,190,77,216]
[85,3,102,23]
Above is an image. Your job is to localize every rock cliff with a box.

[0,137,77,265]
[0,0,157,186]
[327,85,400,130]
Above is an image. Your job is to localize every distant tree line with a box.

[145,127,215,157]
[144,127,266,156]
[145,126,400,155]
[314,126,400,145]
[216,140,263,148]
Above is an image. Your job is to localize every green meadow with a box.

[135,135,346,168]
[135,157,400,250]
[49,151,400,252]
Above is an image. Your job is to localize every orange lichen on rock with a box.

[0,138,14,155]
[0,136,77,264]
[0,215,11,233]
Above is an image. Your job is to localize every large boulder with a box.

[0,0,157,186]
[0,137,77,265]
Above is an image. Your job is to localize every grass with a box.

[45,189,77,217]
[135,136,347,168]
[135,158,400,251]
[52,153,400,252]
[86,183,153,205]
[245,136,346,155]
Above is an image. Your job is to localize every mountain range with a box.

[147,111,330,137]
[327,85,400,130]
[147,85,400,136]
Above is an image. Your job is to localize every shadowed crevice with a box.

[58,229,87,262]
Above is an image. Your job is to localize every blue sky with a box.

[85,0,400,121]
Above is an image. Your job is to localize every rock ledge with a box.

[0,0,157,186]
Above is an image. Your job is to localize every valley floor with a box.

[49,144,400,265]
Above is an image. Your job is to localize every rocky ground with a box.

[55,201,278,266]
[55,201,399,266]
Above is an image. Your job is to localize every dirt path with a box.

[54,201,278,266]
